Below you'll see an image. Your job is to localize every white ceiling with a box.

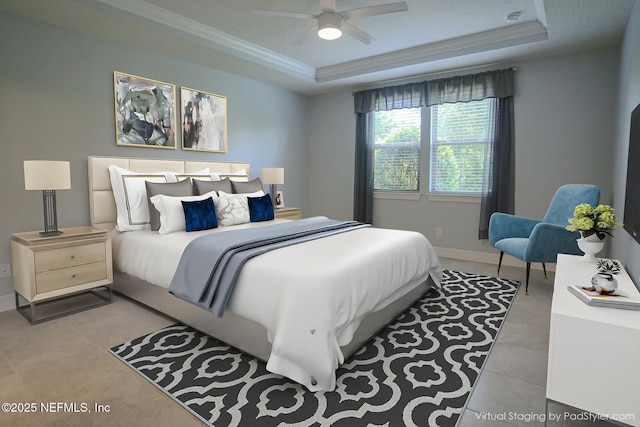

[1,0,635,94]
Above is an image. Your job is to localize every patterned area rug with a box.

[110,270,518,427]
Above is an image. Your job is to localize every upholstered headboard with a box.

[88,156,251,230]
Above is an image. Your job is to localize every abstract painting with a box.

[181,87,228,153]
[114,71,176,149]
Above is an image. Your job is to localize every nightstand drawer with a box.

[36,261,108,293]
[35,242,105,272]
[275,208,301,220]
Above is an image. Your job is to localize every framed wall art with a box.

[275,191,284,208]
[113,71,176,149]
[181,87,228,153]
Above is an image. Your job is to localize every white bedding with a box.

[111,220,442,391]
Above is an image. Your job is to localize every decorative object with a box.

[23,160,71,236]
[567,203,621,262]
[261,168,284,207]
[181,87,228,152]
[566,203,621,240]
[113,71,176,148]
[110,270,519,427]
[275,190,284,208]
[591,259,621,294]
[576,234,605,263]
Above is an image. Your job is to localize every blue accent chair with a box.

[489,184,600,294]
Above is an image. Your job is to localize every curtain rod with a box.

[352,66,518,95]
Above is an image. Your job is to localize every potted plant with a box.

[566,203,620,240]
[566,204,621,262]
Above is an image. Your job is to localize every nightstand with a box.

[11,226,113,324]
[274,207,301,220]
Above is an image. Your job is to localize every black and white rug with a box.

[110,270,519,427]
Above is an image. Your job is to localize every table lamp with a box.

[24,160,71,236]
[261,168,284,208]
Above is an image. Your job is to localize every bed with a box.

[88,155,442,391]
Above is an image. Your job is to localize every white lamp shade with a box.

[318,12,342,40]
[262,168,284,185]
[24,160,71,190]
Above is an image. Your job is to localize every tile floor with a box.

[0,258,620,426]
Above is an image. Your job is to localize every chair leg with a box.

[525,263,531,295]
[542,263,548,279]
[497,251,504,277]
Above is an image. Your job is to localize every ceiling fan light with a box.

[317,12,342,40]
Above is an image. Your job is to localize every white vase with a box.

[577,234,604,263]
[591,273,618,294]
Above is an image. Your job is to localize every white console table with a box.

[546,254,640,426]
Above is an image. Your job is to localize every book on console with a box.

[567,285,640,310]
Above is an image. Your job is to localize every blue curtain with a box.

[353,68,515,231]
[353,113,374,224]
[478,97,515,239]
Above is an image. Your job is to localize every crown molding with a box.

[315,21,548,83]
[94,0,316,81]
[94,0,547,87]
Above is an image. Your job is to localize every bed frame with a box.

[88,155,432,362]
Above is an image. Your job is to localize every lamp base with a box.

[41,190,62,237]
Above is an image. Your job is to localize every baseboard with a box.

[433,246,556,272]
[0,294,14,313]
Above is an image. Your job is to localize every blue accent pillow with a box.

[181,197,218,232]
[248,194,275,222]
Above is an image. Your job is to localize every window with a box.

[372,99,496,195]
[373,108,421,191]
[429,99,496,194]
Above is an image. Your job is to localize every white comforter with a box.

[111,220,441,391]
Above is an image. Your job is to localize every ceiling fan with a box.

[253,0,408,45]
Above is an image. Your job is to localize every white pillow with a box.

[226,168,249,182]
[108,165,175,231]
[173,167,212,182]
[150,191,218,234]
[217,190,264,226]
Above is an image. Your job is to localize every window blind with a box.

[430,99,496,194]
[373,108,421,191]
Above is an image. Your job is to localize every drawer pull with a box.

[70,255,76,259]
[71,273,77,278]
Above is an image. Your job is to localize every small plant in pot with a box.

[590,259,621,295]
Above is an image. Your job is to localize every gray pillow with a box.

[146,179,194,231]
[231,177,263,194]
[193,178,233,195]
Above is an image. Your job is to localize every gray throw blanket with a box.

[169,217,369,317]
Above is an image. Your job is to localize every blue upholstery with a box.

[248,194,275,222]
[182,197,218,232]
[489,184,600,293]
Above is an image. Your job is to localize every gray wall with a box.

[0,12,310,296]
[307,47,619,259]
[611,1,640,285]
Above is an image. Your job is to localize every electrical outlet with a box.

[0,264,10,279]
[436,227,443,237]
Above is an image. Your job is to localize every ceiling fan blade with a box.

[341,1,408,20]
[253,9,316,20]
[292,25,319,45]
[342,22,376,45]
[320,0,337,13]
